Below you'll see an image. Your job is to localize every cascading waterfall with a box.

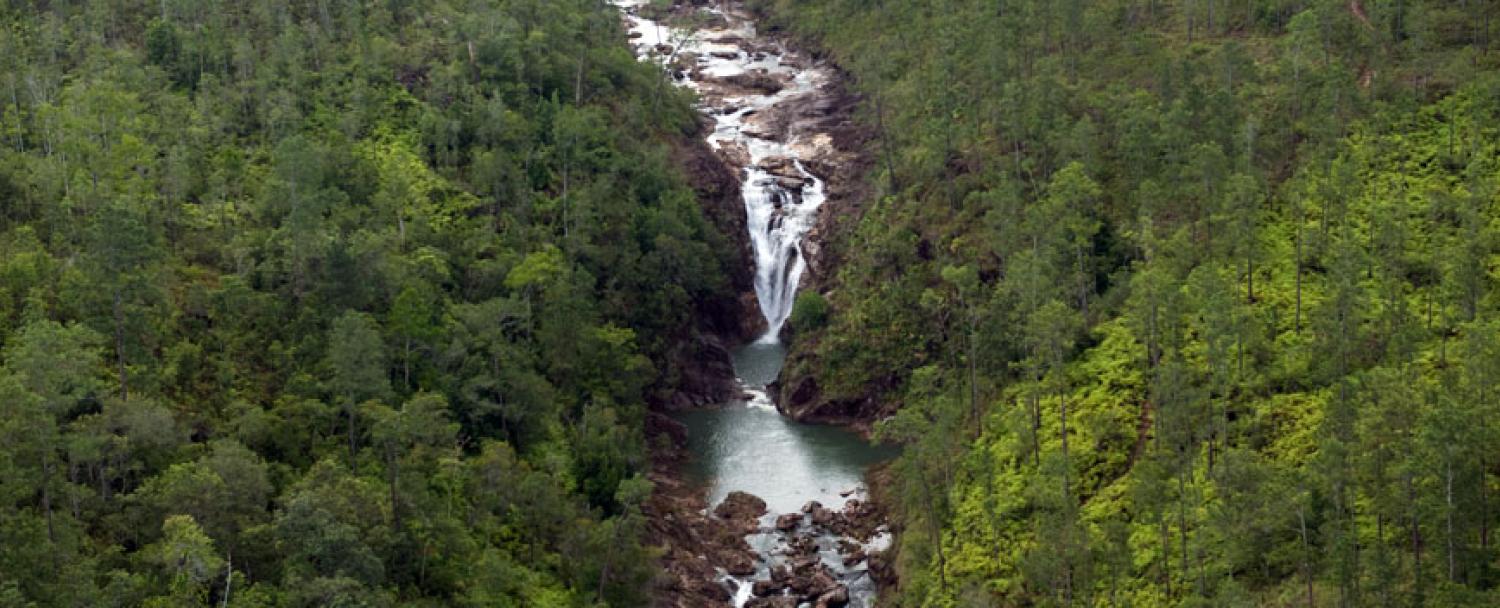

[614,4,890,608]
[746,163,825,341]
[612,0,829,345]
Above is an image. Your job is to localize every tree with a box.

[325,312,392,460]
[1,318,103,543]
[142,515,223,606]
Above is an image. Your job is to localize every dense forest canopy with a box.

[752,0,1500,605]
[0,0,735,606]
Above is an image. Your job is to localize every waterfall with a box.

[745,163,825,342]
[613,0,829,346]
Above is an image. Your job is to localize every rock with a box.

[752,578,784,597]
[710,50,741,60]
[746,597,798,608]
[757,155,801,178]
[723,71,784,95]
[775,512,802,531]
[770,564,791,582]
[787,575,812,595]
[715,141,751,167]
[815,585,850,608]
[714,491,768,522]
[695,579,732,602]
[724,552,756,576]
[841,547,866,567]
[654,44,674,55]
[810,506,836,527]
[775,176,807,191]
[807,571,838,597]
[801,500,822,514]
[741,128,778,141]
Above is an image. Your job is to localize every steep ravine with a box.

[614,2,893,606]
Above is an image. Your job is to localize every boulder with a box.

[841,547,866,567]
[752,578,784,597]
[810,506,836,527]
[714,491,768,522]
[815,585,850,608]
[724,552,756,576]
[801,500,822,514]
[807,571,838,597]
[775,176,807,192]
[746,597,798,608]
[715,141,751,167]
[723,71,784,95]
[775,512,802,531]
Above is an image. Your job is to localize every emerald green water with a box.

[676,341,897,521]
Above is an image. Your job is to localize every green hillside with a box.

[0,1,733,605]
[750,0,1500,605]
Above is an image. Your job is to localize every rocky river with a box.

[615,1,896,606]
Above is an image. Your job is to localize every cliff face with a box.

[652,124,760,412]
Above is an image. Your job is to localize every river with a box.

[614,1,896,606]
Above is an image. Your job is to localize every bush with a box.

[790,290,830,333]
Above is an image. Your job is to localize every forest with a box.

[0,0,738,605]
[753,0,1500,605]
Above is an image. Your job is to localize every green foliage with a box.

[790,290,831,333]
[753,0,1500,604]
[0,0,729,605]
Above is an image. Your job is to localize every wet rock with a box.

[787,535,818,557]
[801,500,822,514]
[746,597,798,608]
[654,44,674,55]
[709,35,747,46]
[724,552,757,576]
[775,512,802,531]
[807,571,838,597]
[816,585,850,608]
[695,579,733,602]
[811,506,836,527]
[714,490,768,521]
[741,128,778,141]
[841,546,866,567]
[723,71,784,95]
[710,50,741,60]
[752,578,784,596]
[775,176,808,192]
[770,564,792,582]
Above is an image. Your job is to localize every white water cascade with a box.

[613,4,890,608]
[613,0,831,343]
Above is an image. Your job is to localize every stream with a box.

[615,1,896,606]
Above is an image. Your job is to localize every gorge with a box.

[615,1,894,606]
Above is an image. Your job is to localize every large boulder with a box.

[715,491,768,521]
[775,512,803,531]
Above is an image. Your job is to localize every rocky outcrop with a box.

[741,494,889,608]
